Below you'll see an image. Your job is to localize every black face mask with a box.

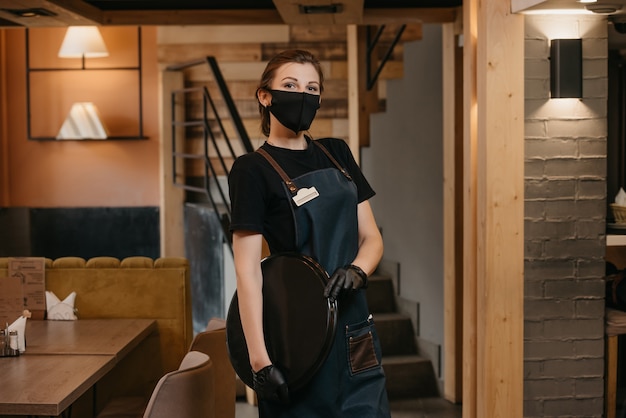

[268,89,321,134]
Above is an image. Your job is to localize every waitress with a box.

[228,49,391,417]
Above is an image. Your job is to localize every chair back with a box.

[143,351,214,418]
[189,318,236,418]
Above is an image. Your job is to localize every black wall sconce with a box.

[550,38,582,99]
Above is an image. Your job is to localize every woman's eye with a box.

[283,83,295,89]
[307,86,319,93]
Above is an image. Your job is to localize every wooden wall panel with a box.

[157,44,262,64]
[157,24,411,162]
[157,25,290,44]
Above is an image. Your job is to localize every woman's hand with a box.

[253,364,290,404]
[324,264,368,301]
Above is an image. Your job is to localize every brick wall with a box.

[524,15,608,417]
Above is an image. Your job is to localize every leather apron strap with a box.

[256,141,352,196]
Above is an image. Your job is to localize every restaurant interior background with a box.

[2,1,626,417]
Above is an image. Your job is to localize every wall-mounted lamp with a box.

[58,26,108,69]
[550,38,582,99]
[56,26,109,139]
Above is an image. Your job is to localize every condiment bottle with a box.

[0,329,6,355]
[9,330,18,352]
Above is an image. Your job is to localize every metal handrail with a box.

[169,57,253,252]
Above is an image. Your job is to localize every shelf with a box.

[25,27,145,141]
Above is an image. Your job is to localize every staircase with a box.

[366,270,440,400]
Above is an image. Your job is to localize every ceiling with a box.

[0,0,462,27]
[2,0,625,49]
[514,0,626,16]
[513,1,626,49]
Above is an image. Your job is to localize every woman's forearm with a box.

[351,200,383,275]
[233,231,272,372]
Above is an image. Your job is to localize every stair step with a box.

[366,274,396,313]
[382,355,440,399]
[373,313,417,356]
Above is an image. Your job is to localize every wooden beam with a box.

[462,0,478,415]
[347,24,379,157]
[46,0,104,22]
[159,70,186,257]
[99,9,284,26]
[0,0,101,26]
[510,0,546,13]
[0,30,8,206]
[442,20,464,405]
[362,8,459,25]
[273,0,363,25]
[0,1,460,27]
[464,0,525,416]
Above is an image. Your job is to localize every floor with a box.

[236,397,463,418]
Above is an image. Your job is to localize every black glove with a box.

[253,364,289,404]
[324,264,368,301]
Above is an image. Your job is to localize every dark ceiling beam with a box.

[272,0,365,25]
[46,0,104,22]
[98,9,284,26]
[0,0,101,27]
[0,1,460,27]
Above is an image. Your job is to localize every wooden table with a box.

[24,318,157,359]
[0,318,156,416]
[0,355,115,416]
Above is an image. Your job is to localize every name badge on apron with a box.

[293,186,319,206]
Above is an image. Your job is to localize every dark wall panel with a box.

[0,207,159,260]
[0,207,31,256]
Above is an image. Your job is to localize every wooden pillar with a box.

[0,30,8,206]
[463,0,524,416]
[462,0,479,413]
[159,70,186,257]
[347,24,379,162]
[443,17,464,404]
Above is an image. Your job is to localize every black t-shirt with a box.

[228,137,375,253]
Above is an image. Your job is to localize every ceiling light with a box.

[298,4,343,14]
[1,8,57,17]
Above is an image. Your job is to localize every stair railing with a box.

[166,56,254,253]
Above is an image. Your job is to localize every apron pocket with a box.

[346,318,381,375]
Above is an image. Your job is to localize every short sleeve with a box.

[228,154,266,233]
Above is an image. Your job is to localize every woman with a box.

[228,49,390,417]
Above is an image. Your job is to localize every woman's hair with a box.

[257,49,325,137]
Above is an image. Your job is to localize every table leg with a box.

[606,335,618,418]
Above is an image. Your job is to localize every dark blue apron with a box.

[257,142,391,418]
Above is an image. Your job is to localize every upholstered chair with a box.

[188,318,237,418]
[142,350,214,418]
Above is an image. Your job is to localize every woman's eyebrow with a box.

[279,77,319,85]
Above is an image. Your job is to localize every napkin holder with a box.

[1,312,29,357]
